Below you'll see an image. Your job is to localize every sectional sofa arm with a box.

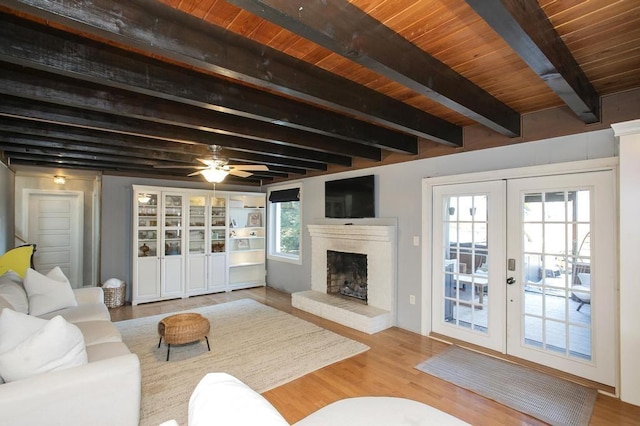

[0,353,141,426]
[73,286,104,305]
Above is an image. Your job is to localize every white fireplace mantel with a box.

[307,224,396,241]
[293,223,398,333]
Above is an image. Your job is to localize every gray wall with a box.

[265,129,617,333]
[0,162,15,254]
[100,176,261,300]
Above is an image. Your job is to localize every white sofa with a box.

[0,270,141,426]
[176,373,471,426]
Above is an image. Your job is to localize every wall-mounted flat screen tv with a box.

[325,175,375,218]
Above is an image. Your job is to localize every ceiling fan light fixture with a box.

[200,168,228,183]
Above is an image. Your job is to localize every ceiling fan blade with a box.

[229,164,269,171]
[187,170,203,177]
[154,165,204,169]
[197,158,215,166]
[228,169,253,178]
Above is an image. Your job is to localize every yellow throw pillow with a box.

[0,245,36,278]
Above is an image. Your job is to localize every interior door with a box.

[432,181,506,352]
[506,171,616,386]
[27,191,83,287]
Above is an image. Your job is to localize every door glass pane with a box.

[521,190,592,360]
[442,195,489,334]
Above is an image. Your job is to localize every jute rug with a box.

[115,299,369,426]
[415,345,597,426]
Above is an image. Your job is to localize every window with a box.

[268,186,301,264]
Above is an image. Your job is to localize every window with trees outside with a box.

[268,186,301,264]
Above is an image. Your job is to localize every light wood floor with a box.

[110,286,640,425]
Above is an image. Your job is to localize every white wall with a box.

[266,129,617,333]
[613,119,640,405]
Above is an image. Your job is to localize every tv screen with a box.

[325,175,375,218]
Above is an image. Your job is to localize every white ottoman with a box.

[295,396,470,426]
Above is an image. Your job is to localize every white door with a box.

[431,171,616,385]
[506,171,616,386]
[432,181,506,351]
[27,191,83,287]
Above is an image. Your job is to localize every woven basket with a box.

[102,283,126,308]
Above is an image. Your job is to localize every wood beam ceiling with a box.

[465,0,600,123]
[229,0,521,137]
[0,0,460,146]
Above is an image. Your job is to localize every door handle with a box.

[506,277,516,285]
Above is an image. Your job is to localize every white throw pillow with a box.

[0,271,29,314]
[24,267,77,316]
[189,373,290,426]
[0,315,87,382]
[0,309,48,354]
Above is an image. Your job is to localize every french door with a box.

[431,171,616,386]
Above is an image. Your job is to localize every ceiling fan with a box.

[156,145,268,183]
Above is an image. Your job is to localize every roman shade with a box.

[269,188,300,203]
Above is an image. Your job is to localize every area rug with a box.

[115,299,369,426]
[415,345,597,426]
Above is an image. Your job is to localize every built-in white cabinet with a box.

[132,186,264,305]
[228,194,266,290]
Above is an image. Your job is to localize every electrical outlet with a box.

[409,295,416,305]
[413,236,420,246]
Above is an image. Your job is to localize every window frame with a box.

[267,184,302,265]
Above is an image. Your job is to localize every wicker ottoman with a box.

[157,313,210,361]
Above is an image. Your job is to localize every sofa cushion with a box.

[0,308,48,354]
[74,320,122,346]
[85,342,132,363]
[0,314,87,383]
[38,303,111,323]
[24,267,78,316]
[0,271,29,314]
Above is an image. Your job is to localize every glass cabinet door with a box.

[188,195,206,254]
[136,192,159,257]
[210,196,226,253]
[163,194,183,256]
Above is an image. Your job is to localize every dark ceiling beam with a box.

[0,117,206,156]
[0,12,424,153]
[0,64,381,161]
[0,133,199,164]
[0,143,163,166]
[0,95,353,167]
[0,0,460,146]
[229,0,521,137]
[7,155,268,184]
[465,0,600,123]
[0,119,326,171]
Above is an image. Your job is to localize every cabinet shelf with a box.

[229,261,265,268]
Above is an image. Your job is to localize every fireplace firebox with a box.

[327,250,368,303]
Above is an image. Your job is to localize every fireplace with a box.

[292,221,397,334]
[327,250,368,303]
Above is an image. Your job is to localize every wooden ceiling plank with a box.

[465,0,600,123]
[0,15,417,155]
[3,0,461,146]
[228,0,521,137]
